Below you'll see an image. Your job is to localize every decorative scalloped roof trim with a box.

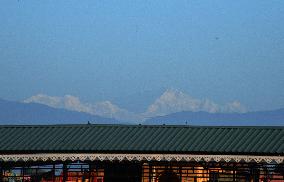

[0,153,283,164]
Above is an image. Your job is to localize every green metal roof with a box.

[0,124,283,155]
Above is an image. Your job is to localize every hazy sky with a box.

[0,0,284,112]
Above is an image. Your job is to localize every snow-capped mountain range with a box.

[23,89,246,122]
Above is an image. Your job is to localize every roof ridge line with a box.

[0,124,283,129]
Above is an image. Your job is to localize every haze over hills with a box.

[0,87,282,125]
[144,109,284,126]
[22,89,247,122]
[0,96,283,125]
[0,99,118,125]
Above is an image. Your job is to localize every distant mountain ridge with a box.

[0,98,283,126]
[22,89,248,122]
[0,99,118,125]
[144,109,284,126]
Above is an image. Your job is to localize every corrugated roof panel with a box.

[249,129,271,153]
[217,128,237,152]
[191,128,210,151]
[195,128,218,151]
[155,128,178,151]
[0,125,282,155]
[9,127,30,150]
[114,127,136,150]
[87,126,110,149]
[267,130,284,153]
[78,127,95,150]
[227,128,247,152]
[64,127,86,150]
[201,128,224,151]
[167,128,187,151]
[170,128,191,152]
[250,129,271,153]
[23,127,44,150]
[259,129,278,153]
[140,127,166,151]
[182,128,203,151]
[233,128,255,153]
[111,127,132,150]
[242,129,261,152]
[210,128,232,152]
[122,127,145,150]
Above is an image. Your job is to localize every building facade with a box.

[0,125,283,182]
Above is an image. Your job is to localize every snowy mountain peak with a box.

[145,89,246,117]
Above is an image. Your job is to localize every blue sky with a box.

[0,0,284,112]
